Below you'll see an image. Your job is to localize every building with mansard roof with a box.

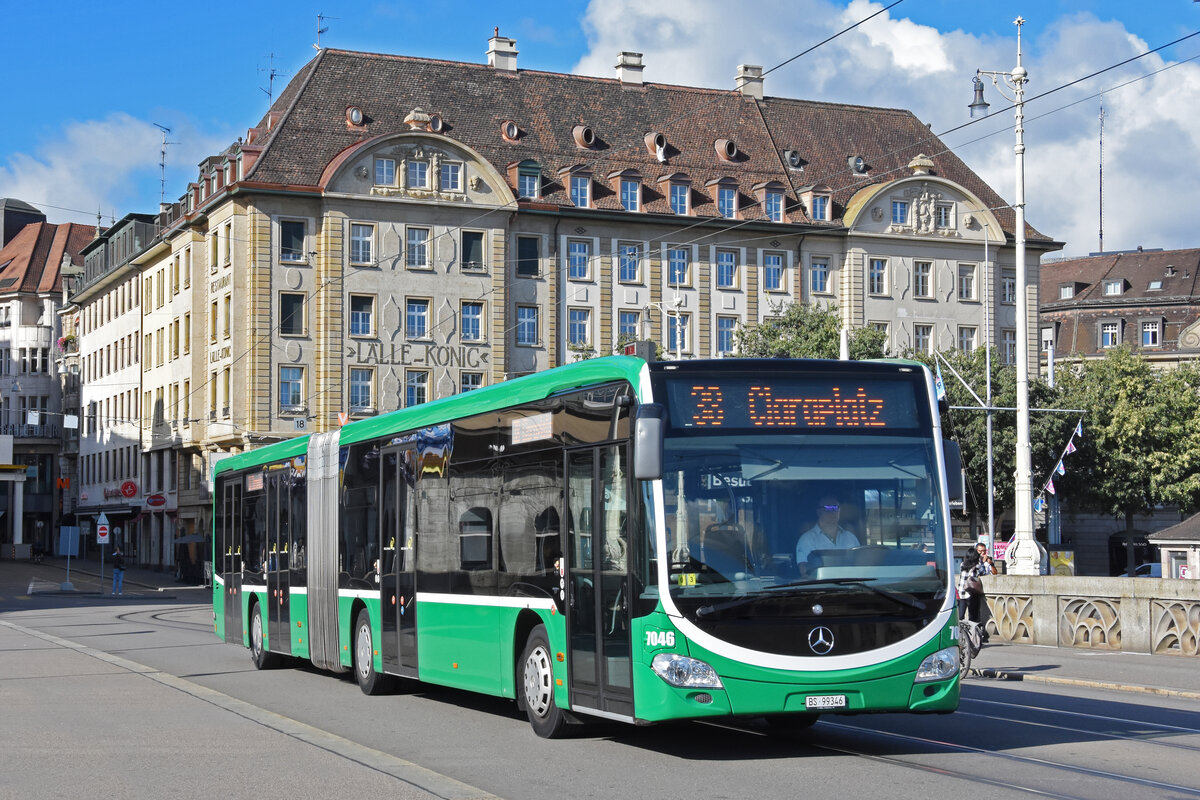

[1039,247,1200,367]
[0,201,94,556]
[62,35,1061,567]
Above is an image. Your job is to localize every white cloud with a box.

[0,112,230,226]
[575,1,1200,255]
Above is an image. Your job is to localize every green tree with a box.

[734,302,887,359]
[1056,348,1200,526]
[904,347,1071,523]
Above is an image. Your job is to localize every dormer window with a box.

[621,180,639,211]
[752,181,787,223]
[801,184,832,222]
[406,160,429,190]
[1103,279,1124,296]
[557,166,592,209]
[669,183,689,215]
[718,186,737,219]
[708,178,738,220]
[513,161,541,199]
[811,195,829,221]
[570,175,590,208]
[659,173,691,216]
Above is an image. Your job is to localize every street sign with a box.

[97,513,110,545]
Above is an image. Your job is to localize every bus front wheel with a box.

[520,625,568,738]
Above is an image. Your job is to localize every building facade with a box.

[1039,247,1200,367]
[58,37,1059,566]
[0,201,94,556]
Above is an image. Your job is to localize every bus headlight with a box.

[651,653,724,689]
[915,647,960,683]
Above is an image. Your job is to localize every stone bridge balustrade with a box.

[983,575,1200,657]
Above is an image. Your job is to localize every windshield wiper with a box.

[695,577,927,618]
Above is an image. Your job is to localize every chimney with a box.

[487,28,518,72]
[616,51,644,85]
[736,64,763,99]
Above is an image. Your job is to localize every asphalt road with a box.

[3,568,1200,800]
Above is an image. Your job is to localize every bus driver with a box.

[795,495,860,566]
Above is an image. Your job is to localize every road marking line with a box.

[0,619,502,800]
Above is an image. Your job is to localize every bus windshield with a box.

[660,432,949,656]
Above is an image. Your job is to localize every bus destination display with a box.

[667,377,921,429]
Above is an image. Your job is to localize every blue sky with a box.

[2,0,1198,256]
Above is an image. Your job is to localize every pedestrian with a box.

[112,547,126,596]
[956,548,992,641]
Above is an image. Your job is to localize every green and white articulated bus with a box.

[212,355,964,737]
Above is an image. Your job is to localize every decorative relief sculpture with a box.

[1060,597,1122,649]
[987,594,1033,643]
[1152,600,1200,656]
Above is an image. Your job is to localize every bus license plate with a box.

[805,694,846,709]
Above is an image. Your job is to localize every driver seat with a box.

[703,523,752,572]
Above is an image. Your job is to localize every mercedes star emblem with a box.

[808,626,835,655]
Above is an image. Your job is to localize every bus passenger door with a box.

[221,479,243,645]
[266,471,290,653]
[381,446,418,677]
[566,445,633,720]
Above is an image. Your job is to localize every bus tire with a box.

[250,603,280,670]
[354,608,391,695]
[520,625,568,738]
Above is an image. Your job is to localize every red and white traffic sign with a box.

[96,512,110,545]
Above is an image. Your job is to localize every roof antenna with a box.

[259,53,288,107]
[153,123,175,208]
[314,12,336,50]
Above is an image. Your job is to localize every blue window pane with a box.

[568,241,589,280]
[621,180,639,211]
[718,187,736,219]
[765,192,783,222]
[568,309,589,345]
[407,300,428,338]
[764,253,783,291]
[619,245,639,282]
[571,176,589,208]
[717,317,736,353]
[618,311,639,338]
[668,248,688,285]
[670,183,688,215]
[461,303,482,341]
[517,307,538,345]
[717,251,736,288]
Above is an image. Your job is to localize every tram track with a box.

[117,605,214,634]
[958,696,1200,754]
[815,718,1200,799]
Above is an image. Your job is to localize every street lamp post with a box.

[970,16,1045,575]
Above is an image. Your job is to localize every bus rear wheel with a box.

[520,625,568,738]
[354,609,391,695]
[250,603,280,670]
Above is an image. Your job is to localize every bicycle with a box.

[958,617,984,675]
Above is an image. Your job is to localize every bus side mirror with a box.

[942,439,963,503]
[633,404,664,481]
